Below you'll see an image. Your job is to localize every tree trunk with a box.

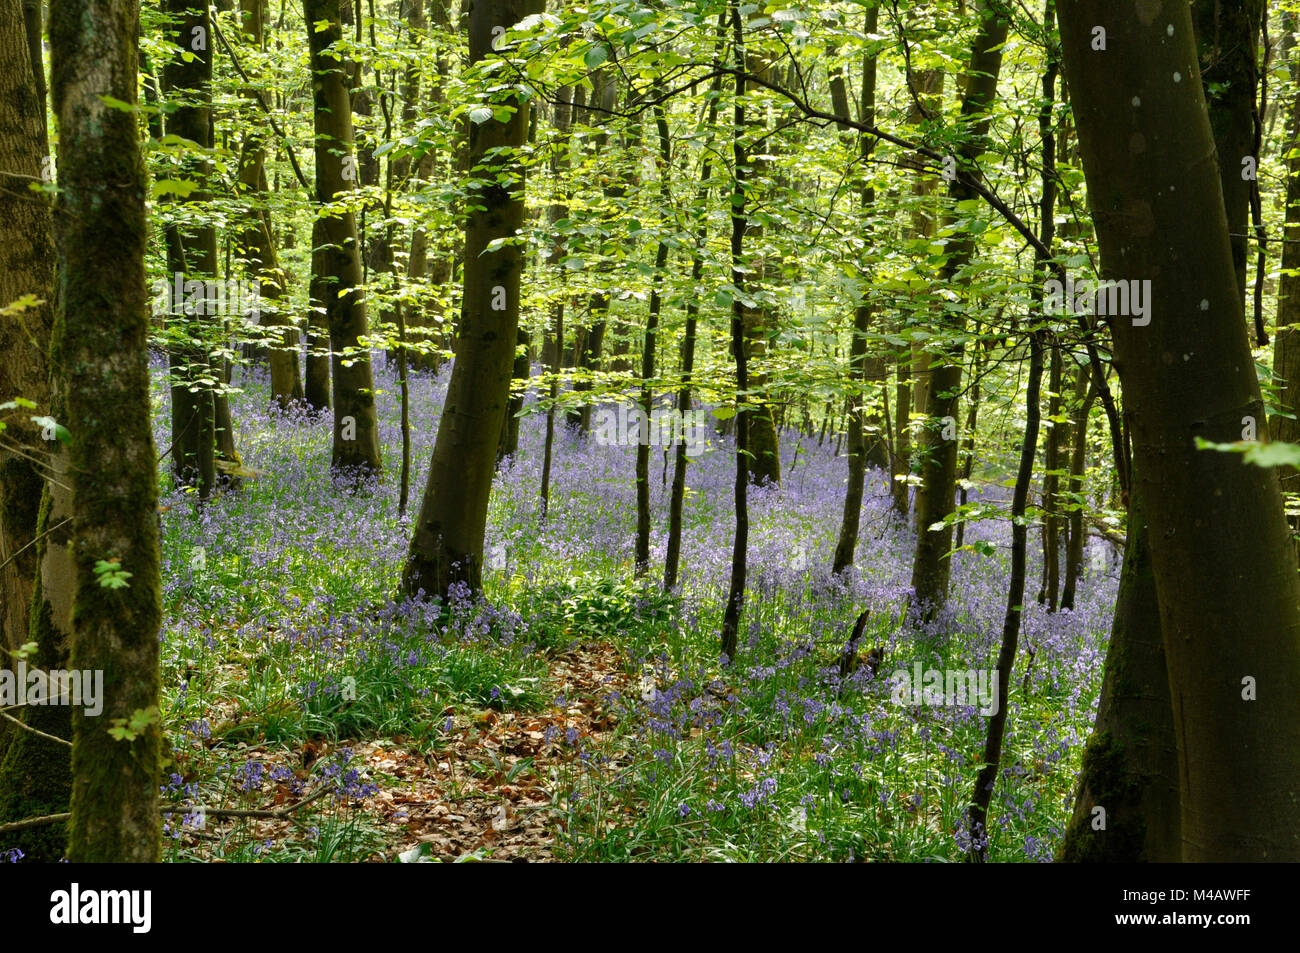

[720,6,751,662]
[832,6,879,576]
[1039,343,1063,610]
[237,0,302,410]
[539,85,573,518]
[1060,367,1094,610]
[51,0,163,862]
[1059,0,1300,860]
[0,0,53,654]
[635,97,673,575]
[402,0,531,600]
[162,0,218,499]
[1059,483,1180,861]
[910,2,1010,620]
[967,329,1044,861]
[1193,0,1263,311]
[665,34,724,589]
[0,0,67,862]
[305,0,381,478]
[1270,33,1300,519]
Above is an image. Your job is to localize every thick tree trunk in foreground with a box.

[0,0,53,654]
[305,0,381,477]
[51,0,163,862]
[1060,0,1300,860]
[0,0,68,862]
[1059,484,1179,862]
[402,0,530,601]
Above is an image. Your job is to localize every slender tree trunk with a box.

[304,225,332,411]
[1039,343,1063,610]
[953,338,984,551]
[832,5,879,576]
[51,0,163,862]
[665,41,724,590]
[967,12,1056,855]
[720,5,750,661]
[1060,367,1094,610]
[539,85,574,518]
[1270,34,1300,524]
[967,329,1044,861]
[634,97,673,575]
[1060,0,1300,860]
[402,0,531,600]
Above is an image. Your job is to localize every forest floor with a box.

[0,360,1122,863]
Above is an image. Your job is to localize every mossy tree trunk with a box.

[51,0,163,862]
[1060,0,1300,860]
[0,0,70,862]
[1059,483,1179,862]
[0,0,53,655]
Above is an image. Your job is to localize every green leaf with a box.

[151,178,199,199]
[98,94,135,113]
[584,43,609,69]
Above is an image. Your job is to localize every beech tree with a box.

[51,0,163,863]
[402,0,534,601]
[305,0,382,477]
[1059,0,1300,861]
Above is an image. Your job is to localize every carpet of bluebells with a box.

[145,350,1117,862]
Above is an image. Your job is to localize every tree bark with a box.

[0,0,67,862]
[0,0,54,654]
[237,0,302,410]
[51,0,163,862]
[1059,0,1300,860]
[162,0,219,499]
[305,0,382,478]
[402,0,531,600]
[720,5,751,662]
[1059,483,1179,861]
[832,5,879,576]
[909,2,1010,619]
